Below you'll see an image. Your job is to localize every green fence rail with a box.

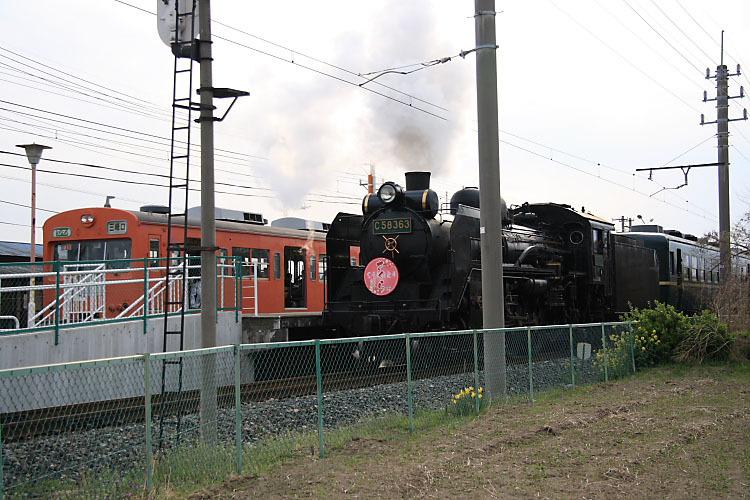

[0,256,242,341]
[0,321,634,498]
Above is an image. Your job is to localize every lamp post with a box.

[17,143,51,328]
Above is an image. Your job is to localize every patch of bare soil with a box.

[189,366,750,499]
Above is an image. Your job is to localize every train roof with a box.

[623,229,709,247]
[513,202,614,228]
[43,207,327,241]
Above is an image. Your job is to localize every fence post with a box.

[315,339,324,458]
[234,257,239,323]
[473,330,480,415]
[235,344,242,475]
[629,322,636,374]
[527,326,534,404]
[1,416,4,500]
[405,333,414,432]
[236,259,242,320]
[253,262,258,317]
[143,258,148,335]
[601,324,609,383]
[569,324,575,388]
[144,353,153,491]
[215,257,219,324]
[54,261,61,345]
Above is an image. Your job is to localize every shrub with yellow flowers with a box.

[621,301,688,363]
[594,325,661,380]
[449,386,487,417]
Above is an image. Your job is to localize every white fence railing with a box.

[0,257,247,334]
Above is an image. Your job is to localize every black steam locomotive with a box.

[323,171,722,337]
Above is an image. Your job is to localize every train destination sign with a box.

[373,218,412,235]
[52,227,72,238]
[364,257,399,296]
[106,220,128,235]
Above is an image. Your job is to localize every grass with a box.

[5,363,748,499]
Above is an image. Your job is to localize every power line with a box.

[549,1,701,113]
[0,45,163,112]
[498,139,717,223]
[111,0,450,121]
[0,199,58,214]
[620,0,704,75]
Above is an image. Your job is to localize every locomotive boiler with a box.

[324,171,627,337]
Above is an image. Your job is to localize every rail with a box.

[0,256,247,337]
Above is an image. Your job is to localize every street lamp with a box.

[16,143,51,328]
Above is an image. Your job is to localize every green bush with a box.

[673,310,733,363]
[621,302,688,365]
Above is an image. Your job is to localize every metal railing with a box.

[0,256,245,337]
[0,321,635,498]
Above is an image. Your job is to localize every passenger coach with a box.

[43,205,336,317]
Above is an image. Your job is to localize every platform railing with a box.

[0,256,242,337]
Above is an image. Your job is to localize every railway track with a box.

[0,359,478,442]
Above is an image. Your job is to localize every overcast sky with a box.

[1,0,749,245]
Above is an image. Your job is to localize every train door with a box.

[284,246,306,308]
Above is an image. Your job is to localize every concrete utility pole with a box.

[198,0,218,444]
[474,0,506,399]
[702,32,747,283]
[717,62,731,282]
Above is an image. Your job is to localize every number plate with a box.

[106,220,128,235]
[373,218,412,235]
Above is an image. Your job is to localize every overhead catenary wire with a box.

[3,0,741,227]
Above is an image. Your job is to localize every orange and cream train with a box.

[42,205,358,317]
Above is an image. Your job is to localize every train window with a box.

[105,239,131,269]
[350,257,357,266]
[592,229,603,254]
[53,239,131,270]
[252,249,270,279]
[676,249,682,275]
[149,239,160,259]
[319,254,327,282]
[232,247,253,277]
[669,251,675,275]
[274,252,281,280]
[310,255,317,281]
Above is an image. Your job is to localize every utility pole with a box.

[702,32,747,283]
[198,0,218,444]
[474,0,506,399]
[612,216,633,232]
[359,164,376,194]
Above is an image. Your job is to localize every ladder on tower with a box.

[159,0,199,450]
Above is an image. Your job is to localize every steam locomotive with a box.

[323,171,724,337]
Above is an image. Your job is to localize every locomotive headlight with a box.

[81,215,94,224]
[378,183,398,204]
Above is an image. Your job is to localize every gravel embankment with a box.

[3,357,597,493]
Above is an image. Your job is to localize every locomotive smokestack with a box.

[405,171,431,191]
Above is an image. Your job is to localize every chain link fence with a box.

[0,321,634,498]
